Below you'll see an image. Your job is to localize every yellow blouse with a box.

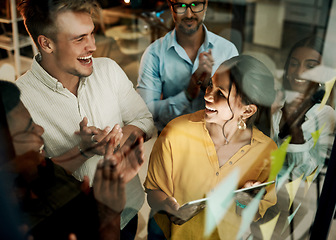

[144,110,277,239]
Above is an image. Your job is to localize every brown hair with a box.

[219,55,276,128]
[18,0,100,48]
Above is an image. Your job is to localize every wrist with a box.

[235,200,246,209]
[78,144,94,158]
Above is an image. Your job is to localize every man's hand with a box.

[186,49,214,100]
[76,117,123,156]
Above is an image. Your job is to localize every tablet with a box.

[179,180,275,210]
[234,180,275,193]
[180,198,208,210]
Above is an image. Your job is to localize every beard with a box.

[178,19,203,35]
[175,12,206,35]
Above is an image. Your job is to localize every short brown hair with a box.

[18,0,100,47]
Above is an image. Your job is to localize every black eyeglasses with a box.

[169,1,206,14]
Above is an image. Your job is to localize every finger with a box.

[103,157,115,181]
[114,128,123,146]
[120,133,138,156]
[117,174,126,198]
[104,124,121,145]
[134,137,145,166]
[92,127,111,143]
[207,49,214,63]
[68,233,77,240]
[252,181,262,186]
[208,48,212,55]
[79,117,88,131]
[81,175,91,195]
[167,197,180,211]
[93,159,104,192]
[105,139,114,160]
[89,126,100,135]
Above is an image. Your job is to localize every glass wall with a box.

[0,0,335,239]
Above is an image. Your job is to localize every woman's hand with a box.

[235,181,262,216]
[162,197,204,225]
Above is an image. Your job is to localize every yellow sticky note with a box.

[260,213,280,240]
[311,123,326,148]
[304,166,319,196]
[319,77,336,110]
[286,174,304,210]
[267,137,291,181]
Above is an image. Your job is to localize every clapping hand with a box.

[186,49,214,100]
[93,133,145,213]
[76,117,123,156]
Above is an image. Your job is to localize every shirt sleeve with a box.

[281,105,336,179]
[137,45,191,129]
[112,60,155,140]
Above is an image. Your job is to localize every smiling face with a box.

[49,11,96,79]
[169,0,207,35]
[286,46,321,93]
[204,69,245,126]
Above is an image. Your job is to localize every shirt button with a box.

[241,150,245,153]
[229,161,232,165]
[216,172,219,176]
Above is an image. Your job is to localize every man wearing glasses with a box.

[137,0,238,133]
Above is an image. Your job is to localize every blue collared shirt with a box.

[137,26,238,131]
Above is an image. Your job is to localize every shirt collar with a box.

[167,24,213,51]
[31,53,88,92]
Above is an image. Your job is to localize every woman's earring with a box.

[237,117,246,130]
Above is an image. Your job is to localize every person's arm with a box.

[137,48,213,128]
[92,133,145,239]
[52,119,123,173]
[185,50,214,100]
[112,60,154,141]
[145,132,202,225]
[120,125,145,146]
[146,189,201,225]
[280,105,336,179]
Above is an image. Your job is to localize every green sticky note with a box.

[276,161,295,192]
[267,137,291,181]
